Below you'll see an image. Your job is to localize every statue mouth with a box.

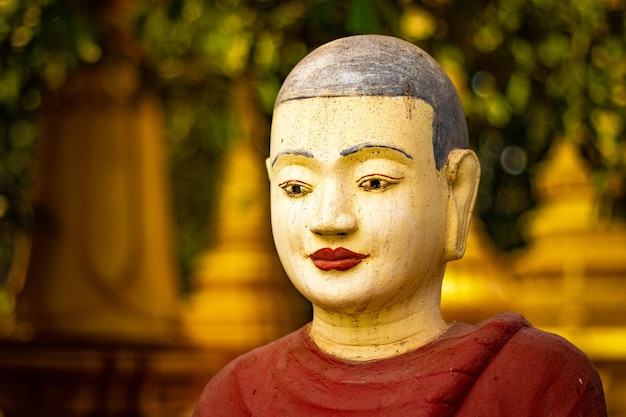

[309,247,370,271]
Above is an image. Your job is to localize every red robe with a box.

[193,313,606,416]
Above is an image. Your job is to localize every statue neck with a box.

[309,282,448,362]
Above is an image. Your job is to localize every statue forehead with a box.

[270,96,435,153]
[276,35,444,105]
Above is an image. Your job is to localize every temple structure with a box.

[0,4,215,416]
[185,80,309,351]
[14,59,182,343]
[510,140,626,416]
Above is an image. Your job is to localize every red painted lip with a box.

[309,247,369,271]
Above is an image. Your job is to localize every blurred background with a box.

[0,0,625,416]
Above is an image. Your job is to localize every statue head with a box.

[267,35,480,318]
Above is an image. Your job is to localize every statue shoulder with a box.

[458,313,607,417]
[192,324,311,417]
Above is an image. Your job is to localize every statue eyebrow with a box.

[271,143,412,167]
[340,142,413,160]
[271,150,314,167]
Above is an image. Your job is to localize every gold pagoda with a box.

[510,140,626,416]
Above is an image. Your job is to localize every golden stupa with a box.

[510,140,626,416]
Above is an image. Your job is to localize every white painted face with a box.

[267,96,450,314]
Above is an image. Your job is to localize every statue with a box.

[193,35,606,416]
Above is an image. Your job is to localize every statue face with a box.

[268,96,450,314]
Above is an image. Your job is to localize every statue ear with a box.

[443,149,480,262]
[265,158,272,181]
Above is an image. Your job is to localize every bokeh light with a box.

[500,145,527,175]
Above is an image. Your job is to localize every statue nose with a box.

[310,212,358,236]
[309,188,358,236]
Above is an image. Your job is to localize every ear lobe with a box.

[443,149,480,262]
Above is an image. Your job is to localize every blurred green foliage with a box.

[1,0,625,288]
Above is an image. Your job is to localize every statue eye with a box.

[357,175,402,192]
[279,180,312,197]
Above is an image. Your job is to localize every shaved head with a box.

[275,35,468,170]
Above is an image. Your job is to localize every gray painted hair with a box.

[275,35,468,170]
